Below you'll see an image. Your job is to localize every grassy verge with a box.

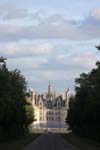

[0,133,41,150]
[60,132,100,150]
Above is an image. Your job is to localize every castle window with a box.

[49,111,51,115]
[58,117,60,121]
[55,112,57,115]
[58,111,60,115]
[40,117,42,121]
[47,111,50,115]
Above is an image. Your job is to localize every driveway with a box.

[22,133,78,150]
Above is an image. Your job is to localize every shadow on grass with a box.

[0,133,41,150]
[60,132,100,150]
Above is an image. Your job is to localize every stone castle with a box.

[31,82,72,128]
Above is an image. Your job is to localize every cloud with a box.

[89,8,100,21]
[0,2,16,10]
[0,2,46,21]
[4,8,29,19]
[31,10,47,22]
[7,57,48,71]
[0,23,82,41]
[37,69,81,81]
[57,49,98,69]
[0,2,30,20]
[79,8,100,39]
[0,2,99,41]
[3,40,98,93]
[0,18,96,42]
[0,1,99,93]
[0,42,53,58]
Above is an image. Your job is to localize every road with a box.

[22,133,78,150]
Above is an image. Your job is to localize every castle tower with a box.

[48,82,52,94]
[48,82,53,100]
[66,88,71,109]
[32,90,36,106]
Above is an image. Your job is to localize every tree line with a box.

[67,47,100,141]
[0,57,34,141]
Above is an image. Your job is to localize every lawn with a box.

[61,132,100,150]
[0,133,41,150]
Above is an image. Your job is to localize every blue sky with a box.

[0,0,100,93]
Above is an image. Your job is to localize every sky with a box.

[0,0,100,93]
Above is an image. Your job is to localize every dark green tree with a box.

[0,57,34,140]
[67,62,100,140]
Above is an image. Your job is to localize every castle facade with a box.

[31,83,71,128]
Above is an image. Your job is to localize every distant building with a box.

[31,82,72,128]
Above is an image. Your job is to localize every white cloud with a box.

[38,69,80,80]
[89,8,100,21]
[7,57,48,71]
[0,42,53,58]
[0,4,99,41]
[0,2,16,10]
[0,23,83,41]
[0,1,99,92]
[0,2,99,41]
[4,8,29,19]
[57,49,98,68]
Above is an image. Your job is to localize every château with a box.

[30,82,72,129]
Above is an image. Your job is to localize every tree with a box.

[67,62,100,140]
[0,57,34,140]
[95,45,100,50]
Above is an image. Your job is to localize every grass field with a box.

[61,132,100,150]
[0,133,41,150]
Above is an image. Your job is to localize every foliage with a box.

[67,61,100,141]
[0,57,34,140]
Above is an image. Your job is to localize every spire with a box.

[67,88,70,92]
[48,82,53,100]
[49,81,51,87]
[48,81,51,94]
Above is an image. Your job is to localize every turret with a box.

[48,82,52,95]
[66,88,71,109]
[48,82,53,100]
